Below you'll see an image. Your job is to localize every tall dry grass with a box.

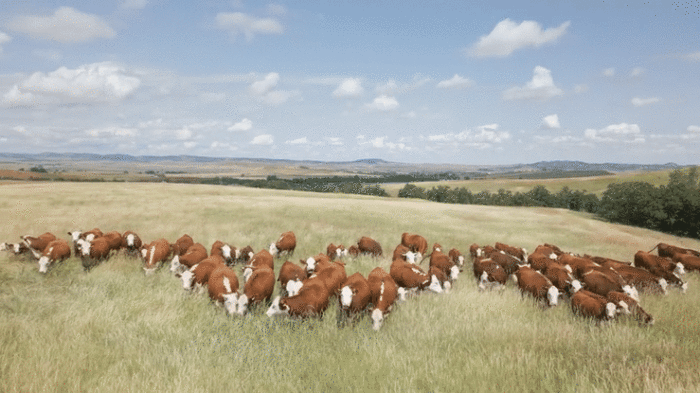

[1,182,700,392]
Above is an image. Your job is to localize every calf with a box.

[207,265,240,315]
[37,239,71,273]
[338,272,371,326]
[141,238,172,275]
[266,276,331,319]
[21,232,57,259]
[121,230,143,256]
[236,266,275,316]
[606,291,654,325]
[570,290,617,322]
[367,267,398,331]
[172,234,194,257]
[77,236,111,271]
[270,231,296,258]
[515,266,559,307]
[357,236,383,257]
[277,260,308,297]
[401,233,428,258]
[170,243,207,274]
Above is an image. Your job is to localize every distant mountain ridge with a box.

[0,152,682,173]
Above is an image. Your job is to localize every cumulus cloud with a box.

[287,137,308,145]
[688,125,700,133]
[7,7,116,43]
[251,134,274,145]
[631,97,660,107]
[584,123,645,144]
[542,114,561,129]
[426,124,510,149]
[86,126,137,138]
[367,95,399,111]
[502,66,563,101]
[367,136,411,151]
[250,72,279,95]
[229,118,253,131]
[175,127,193,140]
[121,0,148,9]
[0,32,11,53]
[603,68,615,77]
[2,62,140,107]
[333,78,363,98]
[216,12,283,41]
[468,19,570,58]
[436,74,474,89]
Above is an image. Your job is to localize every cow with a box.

[543,262,581,296]
[473,256,507,291]
[207,265,240,315]
[247,250,274,272]
[429,247,460,282]
[77,236,111,271]
[448,248,465,269]
[121,230,143,257]
[141,238,172,275]
[236,245,255,264]
[495,241,528,262]
[236,266,275,316]
[367,267,398,331]
[581,270,638,301]
[348,245,360,258]
[277,260,307,297]
[181,256,225,292]
[21,232,57,259]
[558,254,601,280]
[0,242,29,257]
[400,233,428,259]
[309,261,347,296]
[393,244,412,262]
[528,252,557,272]
[37,239,71,273]
[171,234,194,257]
[652,242,700,259]
[611,264,669,295]
[301,253,331,275]
[606,291,654,326]
[326,243,348,261]
[469,243,481,258]
[98,231,123,254]
[357,236,382,257]
[672,253,700,272]
[390,258,443,299]
[634,251,687,292]
[570,290,617,322]
[170,243,207,275]
[270,231,296,258]
[429,266,452,293]
[338,272,371,327]
[515,266,559,307]
[266,276,332,319]
[484,249,523,279]
[211,240,235,265]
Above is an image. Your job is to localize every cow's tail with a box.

[419,252,432,264]
[647,243,660,254]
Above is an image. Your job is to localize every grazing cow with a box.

[77,236,111,271]
[473,256,507,291]
[100,231,123,253]
[585,255,632,268]
[515,266,559,307]
[634,251,687,292]
[170,243,207,274]
[429,266,452,293]
[236,266,275,316]
[606,291,654,325]
[448,248,465,269]
[367,267,398,331]
[495,242,528,262]
[390,258,442,298]
[0,242,29,257]
[121,230,143,256]
[172,234,195,257]
[652,242,700,259]
[270,231,296,258]
[357,236,383,257]
[348,245,360,258]
[401,233,428,258]
[82,228,104,241]
[237,245,254,264]
[612,264,668,294]
[37,239,71,273]
[570,290,617,322]
[429,248,460,282]
[266,276,332,319]
[310,261,347,296]
[211,240,235,265]
[558,254,600,280]
[326,243,348,261]
[141,238,172,275]
[581,270,638,301]
[301,253,332,275]
[528,252,557,273]
[247,250,274,271]
[672,253,700,272]
[277,260,308,297]
[484,249,523,278]
[392,244,411,262]
[21,232,57,259]
[544,262,581,295]
[207,265,240,315]
[469,243,481,258]
[181,256,225,291]
[338,272,371,326]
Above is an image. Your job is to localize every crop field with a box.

[1,181,700,392]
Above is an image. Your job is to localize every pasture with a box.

[1,181,700,392]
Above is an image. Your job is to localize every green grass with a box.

[2,182,700,392]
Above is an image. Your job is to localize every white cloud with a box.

[469,19,570,58]
[426,124,510,149]
[688,125,700,133]
[368,136,410,151]
[375,75,430,95]
[86,126,137,137]
[287,137,308,145]
[631,97,660,107]
[367,95,399,111]
[603,68,615,77]
[229,118,253,131]
[0,32,11,53]
[502,66,563,101]
[2,62,140,107]
[684,51,700,62]
[121,0,148,10]
[264,90,295,105]
[327,137,343,146]
[175,127,192,140]
[542,114,561,129]
[333,78,363,98]
[629,67,645,78]
[7,7,116,43]
[250,72,279,95]
[251,134,274,145]
[216,12,283,41]
[436,74,473,89]
[584,123,645,144]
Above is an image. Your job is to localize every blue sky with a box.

[0,0,698,165]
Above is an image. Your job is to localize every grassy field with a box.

[381,170,673,197]
[1,182,700,392]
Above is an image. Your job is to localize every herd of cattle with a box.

[2,229,699,330]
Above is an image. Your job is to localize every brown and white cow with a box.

[301,253,332,275]
[611,264,669,295]
[338,272,371,326]
[141,238,172,275]
[543,262,582,295]
[473,256,507,290]
[515,266,560,307]
[326,243,348,261]
[121,230,143,256]
[347,245,360,258]
[606,291,654,325]
[652,242,700,259]
[367,267,398,331]
[77,236,111,271]
[236,266,275,316]
[170,243,208,274]
[0,242,29,257]
[357,236,383,257]
[309,261,347,296]
[266,276,332,319]
[634,251,687,292]
[21,232,57,259]
[245,250,274,276]
[181,255,225,291]
[401,233,428,259]
[37,239,71,273]
[100,231,123,254]
[429,247,460,282]
[390,258,443,299]
[672,253,700,273]
[207,265,240,315]
[448,248,465,269]
[210,240,235,265]
[581,270,638,301]
[277,260,308,297]
[495,241,528,262]
[171,234,195,257]
[570,290,617,322]
[270,231,296,258]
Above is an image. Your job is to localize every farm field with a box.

[1,181,700,392]
[381,169,673,197]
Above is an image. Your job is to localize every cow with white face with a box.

[38,239,71,273]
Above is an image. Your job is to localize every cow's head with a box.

[605,302,617,320]
[181,269,194,289]
[221,244,233,263]
[235,294,249,316]
[615,300,631,315]
[427,274,444,294]
[547,286,560,307]
[223,293,239,315]
[340,286,354,308]
[622,285,639,302]
[371,308,384,331]
[404,251,417,264]
[266,296,289,317]
[304,257,316,275]
[449,265,460,281]
[38,256,50,273]
[67,231,82,243]
[285,279,303,297]
[76,239,91,256]
[170,255,182,274]
[269,243,279,257]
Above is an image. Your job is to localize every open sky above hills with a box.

[0,0,698,165]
